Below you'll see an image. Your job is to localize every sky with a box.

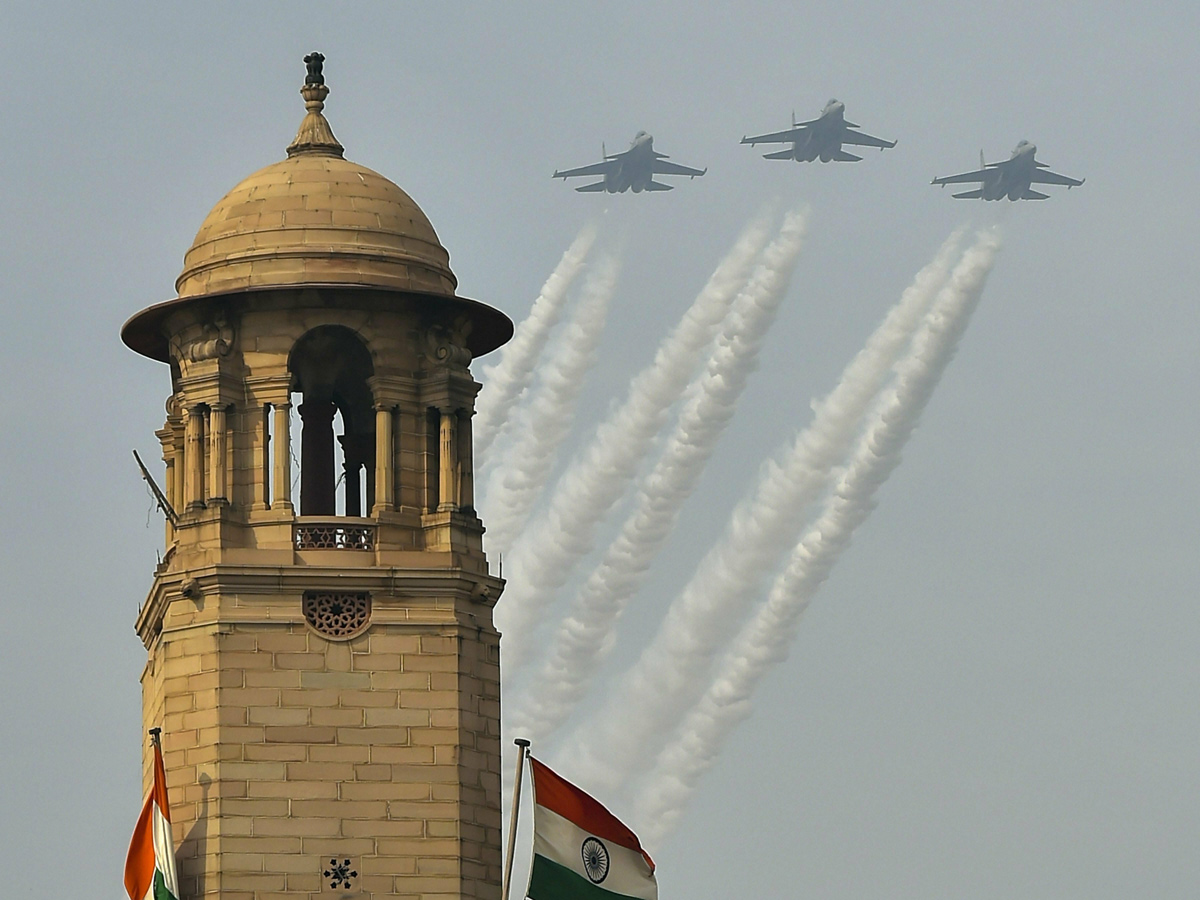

[2,2,1199,898]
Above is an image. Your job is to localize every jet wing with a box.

[741,124,813,145]
[652,159,707,178]
[553,159,618,179]
[1028,168,1084,187]
[840,129,896,149]
[931,168,988,186]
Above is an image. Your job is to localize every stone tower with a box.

[123,56,511,900]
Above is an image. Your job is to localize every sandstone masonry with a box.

[125,59,513,900]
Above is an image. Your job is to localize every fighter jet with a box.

[931,141,1084,200]
[741,99,896,162]
[553,131,706,192]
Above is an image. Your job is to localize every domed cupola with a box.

[123,52,510,362]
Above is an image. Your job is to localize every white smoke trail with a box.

[556,227,967,796]
[634,228,1003,843]
[482,254,621,557]
[474,223,599,461]
[495,211,779,670]
[506,211,810,742]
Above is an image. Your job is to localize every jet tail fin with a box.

[1021,188,1050,200]
[833,150,862,162]
[952,189,985,199]
[762,148,795,160]
[645,180,674,191]
[575,181,608,193]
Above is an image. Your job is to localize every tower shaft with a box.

[125,58,513,900]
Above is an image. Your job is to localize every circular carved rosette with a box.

[303,591,371,640]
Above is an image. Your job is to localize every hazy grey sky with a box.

[2,2,1198,898]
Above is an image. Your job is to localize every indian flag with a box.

[124,733,181,900]
[527,757,657,900]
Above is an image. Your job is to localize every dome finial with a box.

[287,51,345,158]
[304,51,326,86]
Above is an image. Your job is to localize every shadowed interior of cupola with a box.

[287,325,375,516]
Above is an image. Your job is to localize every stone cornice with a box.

[136,562,503,647]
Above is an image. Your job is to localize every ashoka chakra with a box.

[581,837,609,884]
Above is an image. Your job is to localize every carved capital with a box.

[171,310,235,363]
[423,322,473,370]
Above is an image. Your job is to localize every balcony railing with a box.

[293,517,376,551]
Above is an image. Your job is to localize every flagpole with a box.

[501,738,531,900]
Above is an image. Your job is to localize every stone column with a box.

[163,456,177,541]
[438,408,458,512]
[373,405,394,516]
[172,419,186,515]
[338,433,369,518]
[254,404,271,510]
[207,404,228,505]
[185,405,206,511]
[343,449,362,518]
[156,424,177,544]
[365,451,376,515]
[458,411,475,510]
[271,402,293,511]
[299,400,337,516]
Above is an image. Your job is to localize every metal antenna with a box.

[133,449,179,526]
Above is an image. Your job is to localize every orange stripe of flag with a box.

[125,738,171,900]
[124,795,155,900]
[151,739,172,823]
[529,757,654,872]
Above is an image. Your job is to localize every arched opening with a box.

[288,326,375,517]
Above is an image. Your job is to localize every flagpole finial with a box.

[148,727,162,745]
[514,738,530,749]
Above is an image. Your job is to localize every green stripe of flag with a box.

[154,870,180,900]
[528,855,644,900]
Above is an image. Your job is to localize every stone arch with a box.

[288,325,376,516]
